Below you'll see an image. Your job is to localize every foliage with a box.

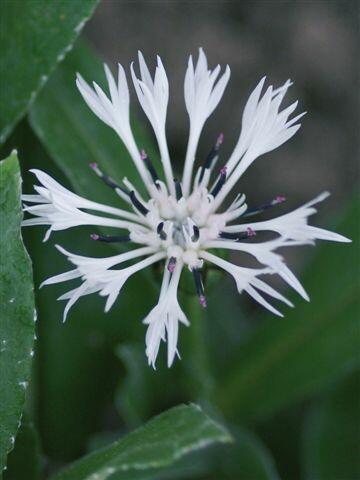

[51,404,231,480]
[218,199,360,420]
[0,152,36,472]
[0,0,98,144]
[0,3,359,479]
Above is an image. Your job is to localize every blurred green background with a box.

[1,1,359,479]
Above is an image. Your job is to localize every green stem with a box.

[182,293,215,401]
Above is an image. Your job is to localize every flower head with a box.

[23,49,350,368]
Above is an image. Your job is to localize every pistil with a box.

[191,225,200,242]
[89,163,129,196]
[90,233,131,243]
[167,256,177,273]
[243,195,286,217]
[199,132,224,183]
[192,268,207,308]
[219,227,256,241]
[157,222,167,240]
[210,166,227,197]
[173,179,183,201]
[129,191,149,215]
[141,149,160,186]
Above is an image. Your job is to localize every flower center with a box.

[172,221,187,248]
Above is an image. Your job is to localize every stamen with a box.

[216,132,225,148]
[192,268,207,308]
[191,225,200,242]
[157,222,167,241]
[129,191,149,216]
[199,132,224,183]
[89,163,129,196]
[173,179,183,201]
[243,195,286,218]
[199,295,207,308]
[219,227,256,241]
[140,149,160,186]
[210,166,227,198]
[90,233,131,243]
[167,256,177,273]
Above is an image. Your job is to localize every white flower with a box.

[182,48,230,197]
[222,191,349,243]
[143,261,189,368]
[22,169,144,241]
[23,49,351,368]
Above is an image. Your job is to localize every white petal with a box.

[200,250,289,317]
[234,192,350,244]
[40,269,80,288]
[166,314,179,367]
[245,284,283,317]
[182,49,230,196]
[62,282,89,322]
[211,78,303,210]
[143,261,186,368]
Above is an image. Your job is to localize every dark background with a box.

[85,0,359,214]
[2,2,358,478]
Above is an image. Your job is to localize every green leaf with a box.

[179,292,215,400]
[50,404,231,480]
[255,405,305,480]
[113,295,216,431]
[11,124,157,461]
[4,416,42,480]
[205,277,258,376]
[208,428,281,480]
[0,152,36,471]
[100,428,279,480]
[217,198,360,421]
[302,372,360,480]
[114,344,157,428]
[0,0,98,144]
[114,340,196,431]
[29,40,158,203]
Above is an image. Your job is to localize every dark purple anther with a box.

[130,191,149,215]
[199,133,224,183]
[216,132,224,148]
[192,268,206,306]
[167,257,177,273]
[89,162,129,195]
[210,166,227,197]
[220,165,227,177]
[140,148,159,185]
[247,227,256,237]
[199,295,207,308]
[157,222,167,241]
[191,225,200,242]
[174,178,183,201]
[90,233,130,243]
[244,194,287,218]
